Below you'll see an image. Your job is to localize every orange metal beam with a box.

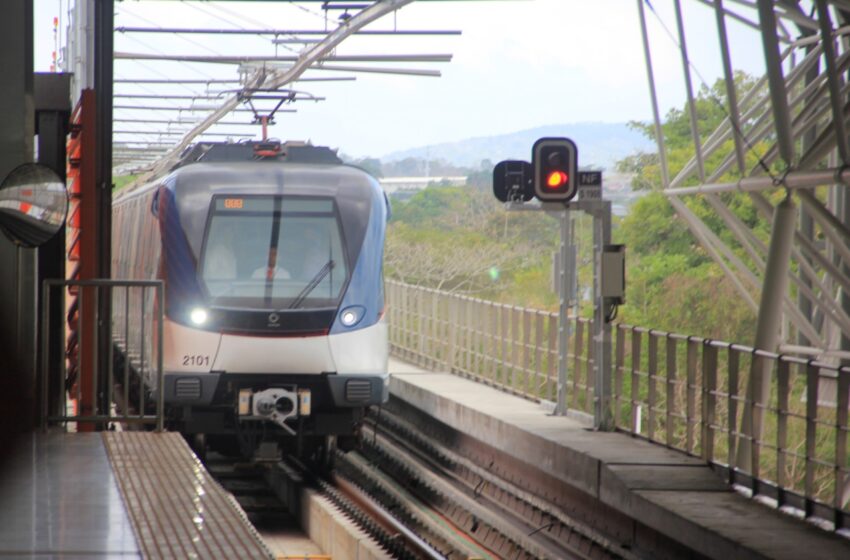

[65,89,98,431]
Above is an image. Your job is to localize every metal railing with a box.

[386,280,850,532]
[40,279,164,431]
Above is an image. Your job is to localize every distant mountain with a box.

[380,122,653,170]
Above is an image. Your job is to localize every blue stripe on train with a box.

[158,186,205,321]
[330,181,387,334]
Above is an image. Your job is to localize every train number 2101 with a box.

[182,354,211,367]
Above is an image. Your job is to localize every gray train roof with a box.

[173,141,342,168]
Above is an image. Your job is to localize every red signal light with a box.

[546,170,568,189]
[533,137,578,201]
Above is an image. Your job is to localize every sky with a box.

[33,0,768,159]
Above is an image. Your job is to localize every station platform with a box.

[0,430,272,559]
[387,358,850,560]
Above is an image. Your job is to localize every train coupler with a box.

[237,387,311,433]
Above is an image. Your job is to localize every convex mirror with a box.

[0,163,68,248]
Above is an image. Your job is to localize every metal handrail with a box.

[386,280,850,533]
[40,278,164,431]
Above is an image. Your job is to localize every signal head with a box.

[492,160,533,203]
[532,137,577,202]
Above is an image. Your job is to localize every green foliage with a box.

[386,184,557,298]
[391,186,475,227]
[509,264,558,310]
[617,192,700,261]
[113,175,138,191]
[626,71,768,191]
[350,157,383,178]
[385,71,770,343]
[608,72,772,341]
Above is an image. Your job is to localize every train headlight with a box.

[339,305,364,327]
[190,307,208,326]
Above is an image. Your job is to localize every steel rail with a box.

[330,474,445,560]
[276,455,434,559]
[365,408,642,560]
[115,51,452,63]
[116,26,461,36]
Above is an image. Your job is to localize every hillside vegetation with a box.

[386,73,776,345]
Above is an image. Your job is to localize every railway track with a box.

[204,448,443,559]
[331,403,640,560]
[202,398,640,559]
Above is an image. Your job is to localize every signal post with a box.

[493,138,624,431]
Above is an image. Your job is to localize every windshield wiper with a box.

[288,260,335,309]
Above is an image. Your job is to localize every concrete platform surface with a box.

[0,432,141,558]
[0,431,275,560]
[387,358,850,560]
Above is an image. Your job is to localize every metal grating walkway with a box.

[103,431,273,559]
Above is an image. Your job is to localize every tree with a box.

[386,184,554,298]
[348,157,383,178]
[614,71,766,338]
[385,223,534,295]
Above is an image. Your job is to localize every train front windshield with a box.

[200,196,349,309]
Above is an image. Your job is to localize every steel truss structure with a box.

[64,0,458,175]
[639,0,850,361]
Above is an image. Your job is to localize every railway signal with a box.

[492,160,533,202]
[532,137,577,202]
[490,135,618,430]
[491,136,579,203]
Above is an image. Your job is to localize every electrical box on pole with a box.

[602,244,626,305]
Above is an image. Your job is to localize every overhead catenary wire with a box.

[178,0,300,54]
[115,6,227,95]
[110,0,454,174]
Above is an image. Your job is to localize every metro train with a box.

[111,141,389,460]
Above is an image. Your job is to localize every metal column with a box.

[35,73,72,420]
[637,0,670,188]
[0,0,35,433]
[94,0,114,421]
[737,195,797,471]
[757,0,795,167]
[555,210,575,416]
[592,201,614,430]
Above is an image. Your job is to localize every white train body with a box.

[111,143,388,441]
